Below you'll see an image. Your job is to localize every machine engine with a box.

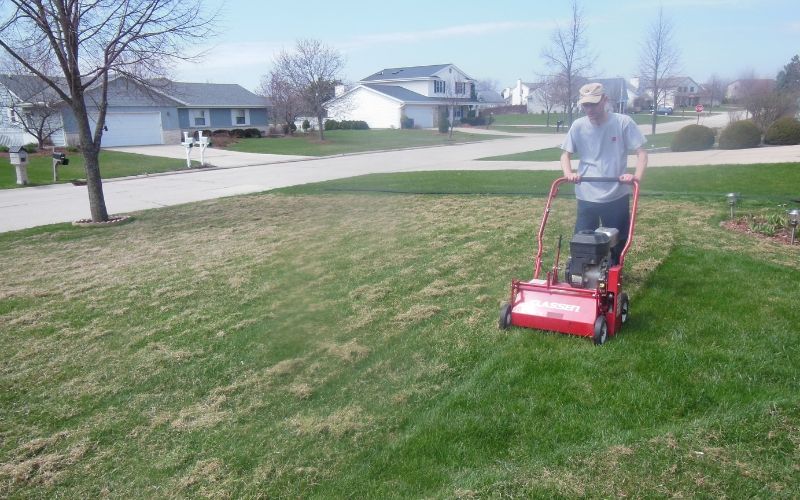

[565,227,619,289]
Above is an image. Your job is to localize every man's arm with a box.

[620,147,648,183]
[560,150,578,181]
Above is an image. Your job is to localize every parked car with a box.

[650,106,674,115]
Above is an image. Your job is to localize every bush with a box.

[718,120,762,149]
[460,116,487,126]
[670,124,716,152]
[302,120,311,132]
[212,129,230,136]
[23,143,39,153]
[244,128,262,138]
[325,119,339,131]
[401,115,415,129]
[764,117,800,145]
[229,128,246,138]
[0,145,8,153]
[66,145,80,153]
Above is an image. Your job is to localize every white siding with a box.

[326,87,402,129]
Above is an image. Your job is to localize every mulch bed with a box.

[721,219,797,245]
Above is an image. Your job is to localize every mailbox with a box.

[9,145,28,165]
[52,152,69,165]
[9,146,29,185]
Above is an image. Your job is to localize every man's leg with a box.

[598,195,630,265]
[575,199,600,234]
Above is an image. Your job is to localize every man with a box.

[560,82,648,264]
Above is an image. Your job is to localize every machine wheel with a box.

[619,293,630,324]
[498,302,512,330]
[593,316,608,346]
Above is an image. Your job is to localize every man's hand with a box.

[619,173,636,183]
[564,172,580,182]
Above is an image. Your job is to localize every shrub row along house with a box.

[324,64,481,129]
[0,75,269,148]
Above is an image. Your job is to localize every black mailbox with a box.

[52,152,69,165]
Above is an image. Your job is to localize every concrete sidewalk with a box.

[2,115,798,233]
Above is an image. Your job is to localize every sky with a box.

[173,0,800,93]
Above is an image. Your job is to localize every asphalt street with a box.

[1,113,798,233]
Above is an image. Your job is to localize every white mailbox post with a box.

[195,130,209,167]
[9,146,29,185]
[181,131,194,168]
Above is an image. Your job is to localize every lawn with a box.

[1,165,798,497]
[479,132,678,162]
[1,130,498,189]
[227,129,499,156]
[492,112,689,126]
[0,151,192,189]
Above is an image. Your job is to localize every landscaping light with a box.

[788,209,800,245]
[726,193,739,219]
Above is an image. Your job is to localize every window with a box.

[434,80,446,93]
[8,109,16,123]
[231,109,249,126]
[690,86,695,92]
[455,82,466,94]
[190,109,208,127]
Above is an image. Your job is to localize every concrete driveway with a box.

[2,114,798,233]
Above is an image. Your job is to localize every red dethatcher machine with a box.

[499,177,640,345]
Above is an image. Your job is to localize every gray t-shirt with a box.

[561,113,645,202]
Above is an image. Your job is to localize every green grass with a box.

[479,132,678,162]
[489,125,566,134]
[0,151,191,189]
[492,113,689,126]
[1,164,798,497]
[227,129,498,156]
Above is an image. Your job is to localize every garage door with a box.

[91,112,163,147]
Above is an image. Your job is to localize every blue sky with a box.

[174,0,800,92]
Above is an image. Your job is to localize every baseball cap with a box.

[578,83,604,105]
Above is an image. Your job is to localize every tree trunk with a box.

[82,144,109,221]
[317,115,325,141]
[73,104,109,222]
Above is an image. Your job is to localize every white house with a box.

[501,79,538,107]
[325,64,479,129]
[631,76,704,110]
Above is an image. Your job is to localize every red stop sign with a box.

[695,104,704,112]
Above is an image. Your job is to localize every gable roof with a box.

[361,64,452,82]
[360,63,474,83]
[0,74,65,103]
[362,84,434,103]
[151,80,266,107]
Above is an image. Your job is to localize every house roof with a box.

[477,90,505,103]
[0,74,266,108]
[0,74,65,103]
[361,64,452,82]
[362,84,435,103]
[149,79,265,107]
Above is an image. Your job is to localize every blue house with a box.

[1,75,269,148]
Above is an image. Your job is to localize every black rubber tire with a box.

[593,316,608,346]
[619,293,630,324]
[498,302,512,330]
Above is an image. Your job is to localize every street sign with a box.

[695,104,704,113]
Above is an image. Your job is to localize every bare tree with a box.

[273,39,344,141]
[0,71,64,148]
[638,7,680,135]
[475,78,500,92]
[259,69,302,135]
[0,1,215,222]
[541,0,595,125]
[704,73,727,109]
[533,74,565,127]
